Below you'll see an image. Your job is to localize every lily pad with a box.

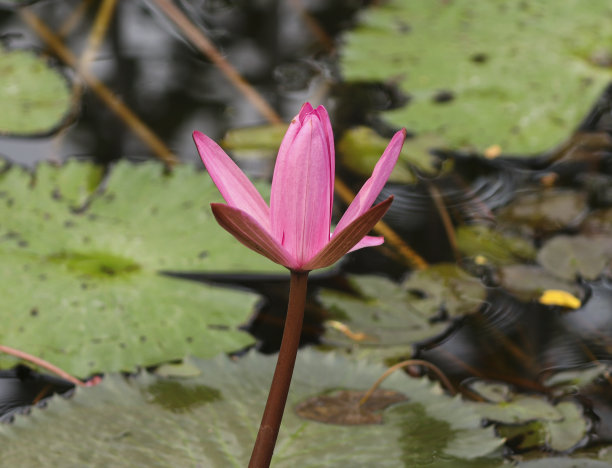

[321,268,484,351]
[497,400,589,453]
[0,350,504,467]
[456,224,536,265]
[0,160,282,376]
[465,381,563,424]
[497,190,588,234]
[537,235,612,281]
[498,265,585,302]
[341,0,612,154]
[0,47,73,136]
[402,263,487,317]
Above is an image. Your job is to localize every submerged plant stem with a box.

[249,271,309,468]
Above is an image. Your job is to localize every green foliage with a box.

[0,160,283,375]
[0,47,73,136]
[341,0,612,154]
[0,350,504,467]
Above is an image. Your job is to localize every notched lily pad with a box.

[497,400,590,453]
[0,160,282,376]
[0,350,504,467]
[0,47,74,136]
[295,389,407,425]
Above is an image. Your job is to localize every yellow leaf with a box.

[539,289,581,309]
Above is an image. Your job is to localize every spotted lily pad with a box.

[341,0,612,155]
[0,160,281,376]
[0,350,504,467]
[0,47,73,136]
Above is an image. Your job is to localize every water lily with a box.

[193,103,405,271]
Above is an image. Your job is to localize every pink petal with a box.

[193,131,270,230]
[302,197,393,271]
[313,105,335,218]
[348,235,384,253]
[210,203,297,269]
[270,104,333,264]
[333,129,406,237]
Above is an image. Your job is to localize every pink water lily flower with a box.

[193,103,406,272]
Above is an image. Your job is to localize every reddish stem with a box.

[0,345,85,387]
[249,271,309,468]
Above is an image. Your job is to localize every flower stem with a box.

[249,270,309,468]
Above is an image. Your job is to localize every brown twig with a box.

[428,182,461,263]
[359,359,455,407]
[153,0,283,125]
[78,0,118,70]
[0,345,85,387]
[20,8,179,167]
[249,271,309,468]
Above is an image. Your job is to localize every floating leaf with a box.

[321,268,484,350]
[456,224,536,265]
[539,290,582,310]
[498,190,588,234]
[0,47,73,136]
[498,265,585,302]
[538,235,612,281]
[0,350,504,467]
[0,160,282,376]
[466,383,563,424]
[497,400,589,453]
[543,364,609,391]
[341,0,612,154]
[402,263,487,317]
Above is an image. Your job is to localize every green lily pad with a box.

[497,400,589,453]
[537,235,612,281]
[543,364,609,392]
[0,160,282,376]
[465,381,563,424]
[0,350,504,467]
[341,0,612,154]
[498,265,585,302]
[456,224,536,265]
[0,47,73,136]
[337,126,444,183]
[498,190,588,234]
[402,263,487,317]
[320,267,485,355]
